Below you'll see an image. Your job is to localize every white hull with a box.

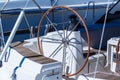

[1,31,120,80]
[0,46,62,80]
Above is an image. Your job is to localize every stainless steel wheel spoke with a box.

[49,43,63,57]
[41,40,62,44]
[42,37,62,42]
[68,46,81,66]
[69,38,82,45]
[69,43,83,57]
[46,15,63,38]
[66,21,80,39]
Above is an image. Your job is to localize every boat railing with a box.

[0,10,25,67]
[84,1,95,24]
[0,0,9,51]
[0,0,39,66]
[30,26,35,38]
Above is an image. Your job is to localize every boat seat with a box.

[10,41,56,64]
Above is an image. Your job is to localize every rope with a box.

[12,57,26,80]
[93,0,110,79]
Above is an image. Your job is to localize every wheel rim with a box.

[37,6,90,77]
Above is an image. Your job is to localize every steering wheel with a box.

[37,6,90,77]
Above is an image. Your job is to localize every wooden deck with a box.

[10,41,56,64]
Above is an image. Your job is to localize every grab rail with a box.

[84,1,95,24]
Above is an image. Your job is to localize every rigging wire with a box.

[32,0,43,12]
[51,0,58,6]
[0,0,9,10]
[22,0,34,38]
[93,0,110,79]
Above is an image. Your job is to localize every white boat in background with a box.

[0,0,120,80]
